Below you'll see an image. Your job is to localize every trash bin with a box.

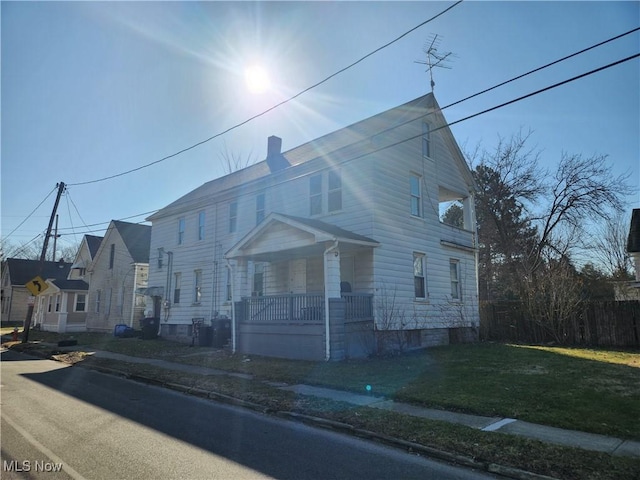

[211,318,231,348]
[140,318,159,340]
[114,324,128,337]
[198,325,213,346]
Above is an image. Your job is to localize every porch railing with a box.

[241,293,373,322]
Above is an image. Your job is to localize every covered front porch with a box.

[226,213,379,360]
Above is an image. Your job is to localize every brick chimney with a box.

[266,136,290,173]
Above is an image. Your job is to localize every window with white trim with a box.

[109,243,115,269]
[310,174,322,215]
[198,211,205,240]
[75,293,86,312]
[328,170,342,212]
[229,202,237,233]
[422,122,431,158]
[413,253,427,299]
[55,294,61,312]
[256,193,265,225]
[95,290,101,313]
[410,174,421,217]
[450,259,461,300]
[178,217,185,244]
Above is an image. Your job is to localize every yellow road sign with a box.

[25,276,49,296]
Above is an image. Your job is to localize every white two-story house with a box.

[147,93,479,360]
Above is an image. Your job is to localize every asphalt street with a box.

[1,349,498,480]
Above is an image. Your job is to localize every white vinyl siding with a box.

[328,170,342,212]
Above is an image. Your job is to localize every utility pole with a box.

[52,215,61,262]
[415,34,454,93]
[23,181,66,342]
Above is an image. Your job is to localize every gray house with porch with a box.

[146,93,479,360]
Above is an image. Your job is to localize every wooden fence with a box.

[480,301,640,348]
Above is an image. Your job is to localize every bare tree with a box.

[219,142,258,174]
[374,282,417,354]
[589,212,633,279]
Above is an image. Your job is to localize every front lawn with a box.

[10,330,640,440]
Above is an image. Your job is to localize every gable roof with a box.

[112,221,151,263]
[85,235,103,258]
[225,212,379,260]
[628,209,640,253]
[51,278,89,291]
[4,258,72,285]
[149,93,472,221]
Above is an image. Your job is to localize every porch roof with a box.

[225,213,379,262]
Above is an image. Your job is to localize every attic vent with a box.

[266,135,290,173]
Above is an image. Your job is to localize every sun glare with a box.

[244,65,271,94]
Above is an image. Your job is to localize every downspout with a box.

[226,260,236,353]
[210,203,219,321]
[164,252,173,322]
[323,239,339,361]
[130,264,138,328]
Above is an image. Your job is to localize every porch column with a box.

[324,242,341,360]
[234,259,250,299]
[324,245,341,299]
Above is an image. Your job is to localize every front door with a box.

[289,259,306,294]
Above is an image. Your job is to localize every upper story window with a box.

[414,253,427,299]
[229,202,238,233]
[310,174,322,215]
[410,174,421,217]
[109,244,115,269]
[450,259,461,300]
[328,170,342,212]
[422,122,431,158]
[95,290,101,313]
[157,248,164,269]
[256,193,265,225]
[178,217,185,244]
[198,211,205,240]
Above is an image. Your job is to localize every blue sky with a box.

[2,1,639,257]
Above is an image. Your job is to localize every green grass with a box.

[10,330,640,440]
[8,332,640,480]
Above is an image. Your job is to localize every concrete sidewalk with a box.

[86,349,640,458]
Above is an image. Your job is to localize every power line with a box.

[68,52,640,222]
[7,34,638,240]
[3,186,57,240]
[67,1,464,187]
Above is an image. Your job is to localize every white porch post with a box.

[58,293,69,333]
[323,241,340,360]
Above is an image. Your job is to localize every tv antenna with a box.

[415,34,455,93]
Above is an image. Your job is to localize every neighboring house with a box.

[85,220,151,332]
[146,93,479,360]
[1,258,72,326]
[33,276,89,333]
[617,208,640,301]
[30,234,103,333]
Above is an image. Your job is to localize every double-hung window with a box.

[310,175,322,215]
[413,253,427,299]
[75,293,86,312]
[422,122,431,158]
[198,211,205,240]
[95,290,101,313]
[328,170,342,212]
[410,174,421,217]
[256,193,265,225]
[450,260,461,300]
[229,202,238,233]
[178,218,185,244]
[109,244,115,269]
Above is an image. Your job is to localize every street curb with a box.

[78,364,559,480]
[8,348,559,480]
[277,411,558,480]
